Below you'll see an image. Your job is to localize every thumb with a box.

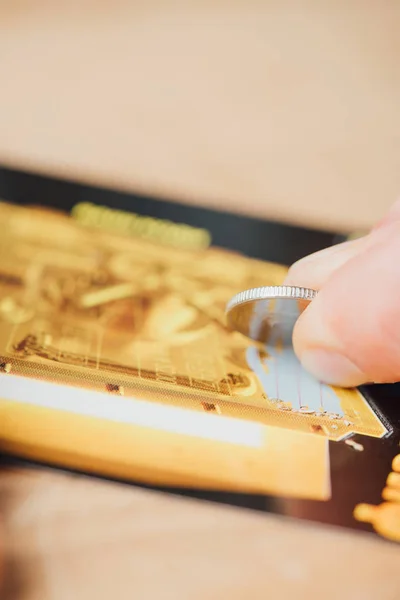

[284,197,400,290]
[286,218,400,387]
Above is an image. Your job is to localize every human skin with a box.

[284,199,400,388]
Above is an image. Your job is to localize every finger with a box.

[284,237,369,290]
[292,221,400,387]
[372,197,400,231]
[285,198,400,291]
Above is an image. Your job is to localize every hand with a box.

[284,199,400,387]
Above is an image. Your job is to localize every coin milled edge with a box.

[225,286,318,313]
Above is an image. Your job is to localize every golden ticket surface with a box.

[0,201,388,504]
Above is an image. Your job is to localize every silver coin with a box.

[225,285,317,345]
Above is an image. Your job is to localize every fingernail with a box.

[300,349,365,387]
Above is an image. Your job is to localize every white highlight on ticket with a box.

[0,373,263,448]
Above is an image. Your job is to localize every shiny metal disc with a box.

[225,285,317,345]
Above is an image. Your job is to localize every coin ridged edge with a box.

[225,286,318,313]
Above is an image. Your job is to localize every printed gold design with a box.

[0,201,388,441]
[71,202,211,250]
[0,201,389,500]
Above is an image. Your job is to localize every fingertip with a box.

[292,298,370,387]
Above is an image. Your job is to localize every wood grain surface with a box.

[1,466,400,600]
[1,3,400,598]
[0,1,398,232]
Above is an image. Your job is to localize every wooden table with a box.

[0,2,399,598]
[1,465,400,600]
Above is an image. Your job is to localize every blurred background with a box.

[0,0,398,234]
